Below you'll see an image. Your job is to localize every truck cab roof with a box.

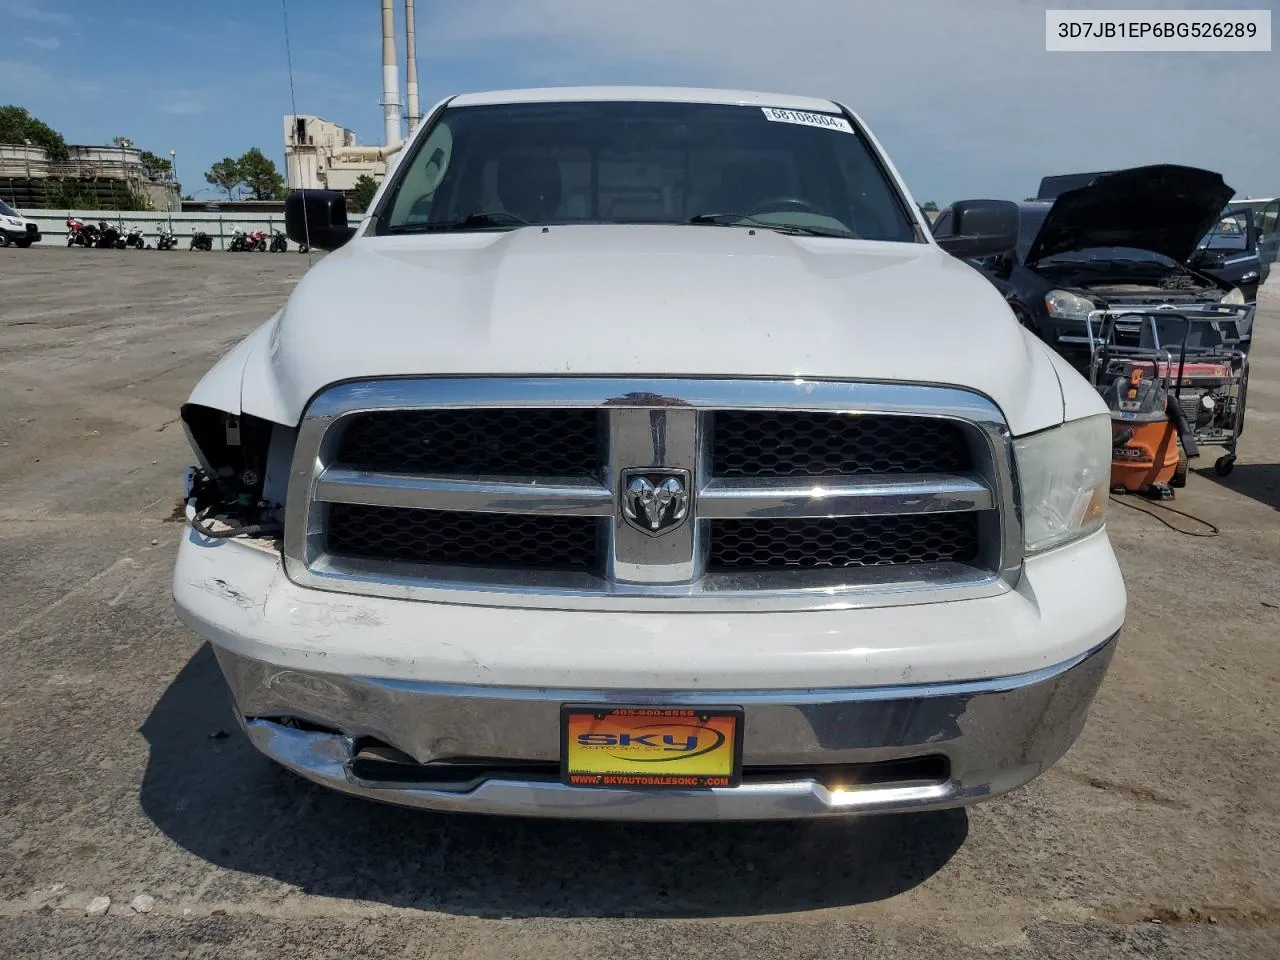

[447,86,843,113]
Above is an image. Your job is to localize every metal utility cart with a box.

[1087,304,1251,481]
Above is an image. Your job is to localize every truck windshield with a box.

[0,200,18,217]
[381,100,918,242]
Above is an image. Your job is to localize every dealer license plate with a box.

[561,705,743,788]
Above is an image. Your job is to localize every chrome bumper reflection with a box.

[215,634,1117,820]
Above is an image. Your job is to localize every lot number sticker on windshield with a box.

[762,107,853,133]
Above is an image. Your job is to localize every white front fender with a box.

[187,311,294,425]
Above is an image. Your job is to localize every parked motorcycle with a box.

[66,217,95,247]
[155,227,178,250]
[124,226,147,249]
[190,230,213,252]
[228,228,267,252]
[94,221,123,249]
[269,230,288,253]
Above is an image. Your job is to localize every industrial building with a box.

[283,0,422,199]
[0,141,179,211]
[283,115,386,193]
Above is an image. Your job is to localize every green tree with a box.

[205,157,243,200]
[238,147,285,200]
[921,200,939,213]
[45,179,97,209]
[0,104,69,160]
[138,150,172,180]
[350,173,379,212]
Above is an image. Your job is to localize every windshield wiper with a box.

[688,212,854,239]
[389,211,529,233]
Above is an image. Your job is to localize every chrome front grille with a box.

[284,378,1021,612]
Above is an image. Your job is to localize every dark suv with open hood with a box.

[933,165,1252,368]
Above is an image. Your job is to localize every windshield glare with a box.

[382,101,918,242]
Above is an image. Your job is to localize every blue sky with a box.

[2,0,1276,204]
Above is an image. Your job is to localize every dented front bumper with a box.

[212,638,1116,820]
[173,522,1124,820]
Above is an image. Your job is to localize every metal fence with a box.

[19,209,297,251]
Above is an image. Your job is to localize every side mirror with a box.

[935,199,1019,260]
[285,190,356,251]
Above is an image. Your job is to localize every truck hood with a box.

[1025,164,1234,266]
[237,225,1075,434]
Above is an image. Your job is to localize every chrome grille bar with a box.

[314,469,615,516]
[698,475,993,519]
[314,469,993,521]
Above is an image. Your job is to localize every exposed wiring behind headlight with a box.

[1014,414,1111,554]
[181,405,293,541]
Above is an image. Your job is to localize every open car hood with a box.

[1025,164,1234,266]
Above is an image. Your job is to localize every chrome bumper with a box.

[212,633,1117,820]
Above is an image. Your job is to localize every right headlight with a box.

[1014,414,1111,554]
[1220,287,1246,305]
[1044,289,1097,322]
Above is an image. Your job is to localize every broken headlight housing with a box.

[181,404,292,539]
[1014,414,1110,554]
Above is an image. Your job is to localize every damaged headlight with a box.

[1220,287,1246,306]
[1044,289,1097,322]
[1014,414,1110,554]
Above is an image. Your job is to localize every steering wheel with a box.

[746,196,824,217]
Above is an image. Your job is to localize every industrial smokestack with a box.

[379,0,402,148]
[404,0,421,134]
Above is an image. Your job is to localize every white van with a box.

[0,200,41,247]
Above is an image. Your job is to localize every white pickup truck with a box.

[173,87,1125,820]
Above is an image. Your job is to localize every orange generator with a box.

[1099,361,1197,499]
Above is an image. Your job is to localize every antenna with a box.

[281,0,312,266]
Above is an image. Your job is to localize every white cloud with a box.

[0,58,57,92]
[22,36,60,51]
[0,59,99,98]
[159,99,210,116]
[0,0,73,26]
[421,0,1278,201]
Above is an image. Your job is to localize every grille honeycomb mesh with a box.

[337,409,602,476]
[712,412,971,478]
[327,504,600,572]
[708,514,979,570]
